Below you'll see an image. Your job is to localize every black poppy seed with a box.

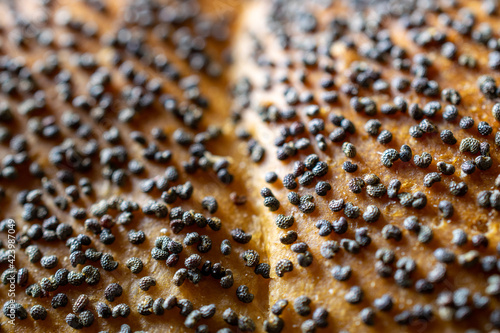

[193,213,207,228]
[438,200,454,218]
[459,137,480,154]
[73,294,89,314]
[364,119,381,136]
[359,307,375,326]
[298,319,316,333]
[184,310,202,328]
[381,149,399,167]
[355,227,371,247]
[311,161,328,177]
[340,119,355,134]
[345,286,363,304]
[423,101,441,117]
[475,155,493,170]
[27,224,43,240]
[236,285,254,303]
[254,263,271,279]
[440,130,457,145]
[54,268,69,287]
[25,245,42,263]
[65,313,82,329]
[166,254,179,267]
[296,250,313,267]
[111,304,130,318]
[220,270,234,289]
[99,228,115,245]
[201,196,218,214]
[418,225,434,243]
[292,161,306,177]
[123,257,143,275]
[492,191,500,210]
[69,251,86,267]
[275,259,293,277]
[298,171,315,186]
[207,217,222,231]
[139,276,156,291]
[443,105,459,121]
[280,230,298,245]
[285,241,306,254]
[423,172,441,187]
[332,265,352,281]
[477,191,492,208]
[275,214,294,229]
[301,155,317,171]
[341,239,360,254]
[264,314,284,333]
[263,196,280,212]
[381,224,402,241]
[343,161,358,173]
[329,217,347,235]
[222,308,238,326]
[236,315,255,332]
[82,265,100,285]
[461,160,476,174]
[460,117,475,129]
[151,298,165,316]
[197,235,212,253]
[157,295,177,312]
[184,232,200,246]
[366,183,387,198]
[242,250,260,267]
[26,283,42,298]
[293,296,311,316]
[427,264,447,283]
[100,253,118,271]
[377,130,393,144]
[313,181,331,196]
[282,174,298,190]
[51,293,68,309]
[394,267,413,288]
[472,234,489,248]
[380,104,398,115]
[412,192,427,209]
[173,268,188,287]
[437,161,456,175]
[343,202,360,219]
[40,255,58,269]
[406,103,423,120]
[409,125,424,138]
[415,279,434,294]
[342,142,356,157]
[265,172,278,183]
[95,302,112,319]
[137,296,154,316]
[329,127,346,142]
[434,248,456,263]
[363,205,380,223]
[220,239,232,255]
[348,177,365,194]
[414,152,432,168]
[285,192,299,206]
[477,121,493,136]
[315,219,333,236]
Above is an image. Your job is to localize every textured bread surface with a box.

[0,0,499,332]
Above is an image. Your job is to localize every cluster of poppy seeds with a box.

[0,0,500,332]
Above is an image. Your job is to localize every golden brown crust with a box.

[0,0,499,332]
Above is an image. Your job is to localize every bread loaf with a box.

[0,0,499,332]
